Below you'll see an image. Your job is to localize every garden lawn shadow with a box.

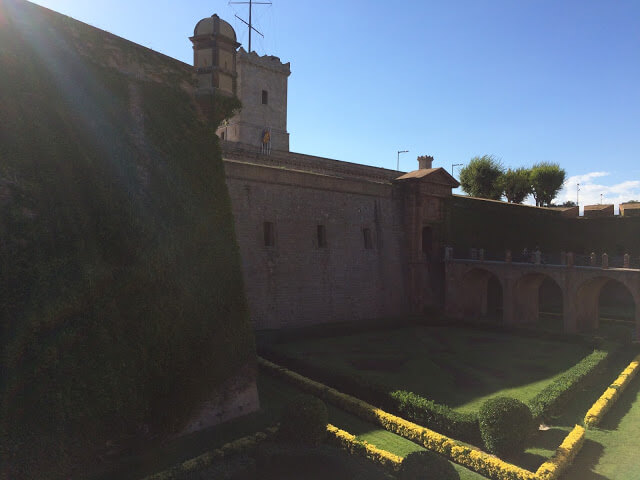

[597,370,640,431]
[561,438,608,480]
[271,326,595,412]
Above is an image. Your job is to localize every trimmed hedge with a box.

[528,349,609,421]
[259,357,537,480]
[279,394,328,446]
[399,450,460,480]
[326,424,403,473]
[584,353,640,427]
[391,390,481,445]
[478,397,534,458]
[261,346,609,446]
[260,348,481,445]
[142,426,278,480]
[535,425,585,480]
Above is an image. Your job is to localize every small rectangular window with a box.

[317,225,327,248]
[262,90,268,105]
[363,228,373,250]
[263,221,275,247]
[220,131,225,140]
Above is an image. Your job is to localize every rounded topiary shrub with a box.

[278,394,328,446]
[478,396,534,458]
[398,451,459,480]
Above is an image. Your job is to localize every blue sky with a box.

[29,0,640,207]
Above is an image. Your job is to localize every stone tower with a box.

[217,48,291,152]
[190,14,240,96]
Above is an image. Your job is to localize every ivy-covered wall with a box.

[0,1,253,477]
[445,195,640,256]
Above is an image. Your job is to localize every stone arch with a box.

[461,267,504,322]
[574,276,638,332]
[513,272,563,326]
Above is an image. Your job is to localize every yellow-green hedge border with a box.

[259,356,536,480]
[535,425,585,480]
[584,354,640,427]
[142,426,278,480]
[326,423,403,472]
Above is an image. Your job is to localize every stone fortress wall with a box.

[196,14,640,330]
[222,144,410,329]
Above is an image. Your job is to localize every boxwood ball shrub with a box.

[398,451,460,480]
[478,397,534,458]
[278,394,329,446]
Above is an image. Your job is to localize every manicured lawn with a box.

[562,356,640,480]
[271,326,594,412]
[502,349,640,478]
[259,352,634,478]
[260,373,488,480]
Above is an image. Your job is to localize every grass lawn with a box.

[97,334,636,480]
[561,355,640,480]
[259,373,488,480]
[259,350,640,477]
[502,349,639,477]
[270,325,594,412]
[98,371,485,480]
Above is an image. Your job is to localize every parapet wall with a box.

[446,195,640,256]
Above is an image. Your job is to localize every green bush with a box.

[398,451,459,480]
[260,349,482,446]
[278,394,328,446]
[390,390,481,445]
[528,349,609,420]
[478,397,534,458]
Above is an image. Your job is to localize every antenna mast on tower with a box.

[229,0,272,53]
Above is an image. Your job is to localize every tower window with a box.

[263,221,275,247]
[317,225,327,248]
[422,226,433,256]
[363,228,373,250]
[262,90,268,105]
[221,131,225,140]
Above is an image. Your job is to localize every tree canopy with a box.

[500,168,532,203]
[556,200,577,207]
[459,155,505,200]
[529,162,566,207]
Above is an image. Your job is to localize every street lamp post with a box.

[577,183,580,206]
[451,163,463,178]
[397,150,409,171]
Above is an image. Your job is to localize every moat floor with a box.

[272,325,593,412]
[563,376,640,480]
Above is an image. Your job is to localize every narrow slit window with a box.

[363,228,373,250]
[263,221,275,247]
[262,89,268,105]
[317,225,327,248]
[421,226,433,256]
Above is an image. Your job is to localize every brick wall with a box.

[224,158,409,329]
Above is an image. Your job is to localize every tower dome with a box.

[194,15,237,42]
[190,14,240,96]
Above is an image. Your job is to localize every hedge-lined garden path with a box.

[562,372,640,480]
[259,373,489,480]
[269,326,594,412]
